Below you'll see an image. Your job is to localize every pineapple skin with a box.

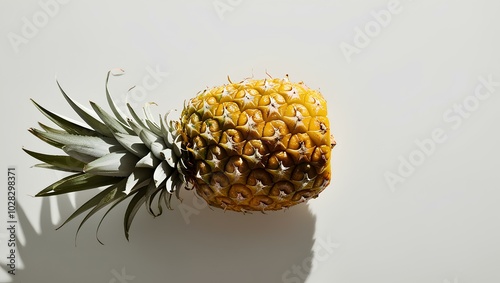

[180,77,334,212]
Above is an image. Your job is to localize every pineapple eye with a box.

[247,169,273,188]
[228,184,252,201]
[319,122,327,134]
[196,160,211,175]
[250,195,274,208]
[210,172,230,188]
[292,189,316,202]
[270,181,295,197]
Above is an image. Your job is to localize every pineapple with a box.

[24,70,335,239]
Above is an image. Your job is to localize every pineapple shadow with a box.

[12,190,316,283]
[9,194,115,283]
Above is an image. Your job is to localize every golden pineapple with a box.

[24,71,335,239]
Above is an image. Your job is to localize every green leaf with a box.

[36,173,119,196]
[36,173,81,196]
[29,127,120,157]
[126,103,148,129]
[105,70,128,125]
[128,118,166,159]
[146,119,163,137]
[38,122,67,134]
[28,127,64,148]
[56,179,127,241]
[143,103,158,126]
[172,137,183,160]
[84,151,139,177]
[136,152,160,168]
[173,173,183,201]
[57,185,115,229]
[57,80,114,137]
[33,163,72,172]
[62,145,99,163]
[114,132,149,157]
[127,117,147,137]
[159,114,172,146]
[23,148,85,172]
[94,191,132,245]
[153,160,173,188]
[90,101,136,135]
[31,99,98,136]
[54,174,120,193]
[89,174,148,243]
[159,188,173,210]
[161,148,176,168]
[124,168,152,194]
[124,188,148,240]
[143,103,163,136]
[162,114,183,158]
[144,181,162,216]
[139,130,166,159]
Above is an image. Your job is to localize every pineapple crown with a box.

[24,70,189,242]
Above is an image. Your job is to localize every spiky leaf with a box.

[31,99,98,136]
[57,80,114,137]
[36,173,119,196]
[84,151,139,177]
[23,148,85,172]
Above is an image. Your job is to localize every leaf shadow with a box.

[10,190,316,283]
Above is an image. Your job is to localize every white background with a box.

[1,0,500,282]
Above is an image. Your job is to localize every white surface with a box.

[1,0,500,282]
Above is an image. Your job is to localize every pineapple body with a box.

[180,78,333,212]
